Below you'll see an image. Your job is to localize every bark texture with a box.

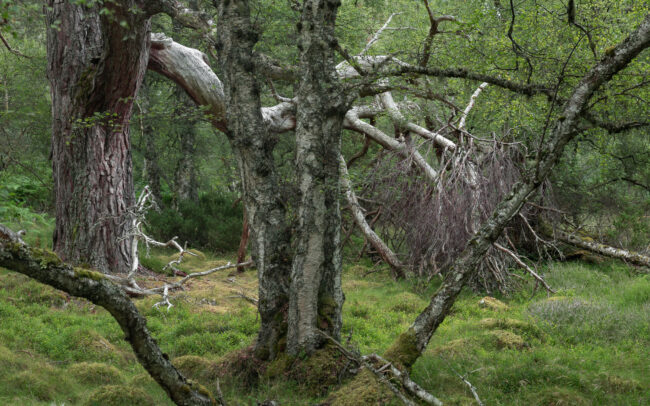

[216,0,291,360]
[0,224,215,406]
[384,13,650,369]
[46,0,151,273]
[287,0,347,355]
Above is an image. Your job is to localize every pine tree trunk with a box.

[46,1,151,273]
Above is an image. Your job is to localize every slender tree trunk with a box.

[287,0,348,355]
[216,0,292,360]
[46,0,150,273]
[384,13,650,369]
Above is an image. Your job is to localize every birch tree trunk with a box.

[46,0,151,273]
[286,0,347,355]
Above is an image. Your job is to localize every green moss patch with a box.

[327,368,393,406]
[84,385,155,406]
[288,345,350,396]
[483,329,528,350]
[383,328,420,369]
[173,355,219,383]
[479,318,544,340]
[431,338,475,357]
[68,362,124,385]
[478,296,509,311]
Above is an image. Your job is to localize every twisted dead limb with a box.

[0,224,217,406]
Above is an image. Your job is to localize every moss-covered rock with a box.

[84,385,155,406]
[327,368,393,406]
[478,296,509,311]
[68,362,123,385]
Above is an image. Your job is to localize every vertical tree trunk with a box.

[46,1,151,273]
[287,0,348,355]
[216,0,292,361]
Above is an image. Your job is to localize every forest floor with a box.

[0,217,649,405]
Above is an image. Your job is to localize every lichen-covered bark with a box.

[286,0,347,355]
[46,0,151,273]
[216,0,291,360]
[0,224,215,406]
[386,12,650,369]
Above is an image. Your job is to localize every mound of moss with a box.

[478,296,509,311]
[173,355,219,383]
[479,318,544,340]
[484,330,528,350]
[327,369,393,406]
[68,362,124,385]
[84,385,155,406]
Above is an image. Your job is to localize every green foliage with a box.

[146,191,243,253]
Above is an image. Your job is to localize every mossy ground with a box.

[0,218,648,404]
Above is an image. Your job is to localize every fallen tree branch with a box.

[0,224,217,406]
[553,229,650,268]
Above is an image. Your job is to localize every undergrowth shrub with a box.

[146,191,243,253]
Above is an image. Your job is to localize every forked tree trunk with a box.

[46,0,151,273]
[286,0,347,355]
[216,0,292,361]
